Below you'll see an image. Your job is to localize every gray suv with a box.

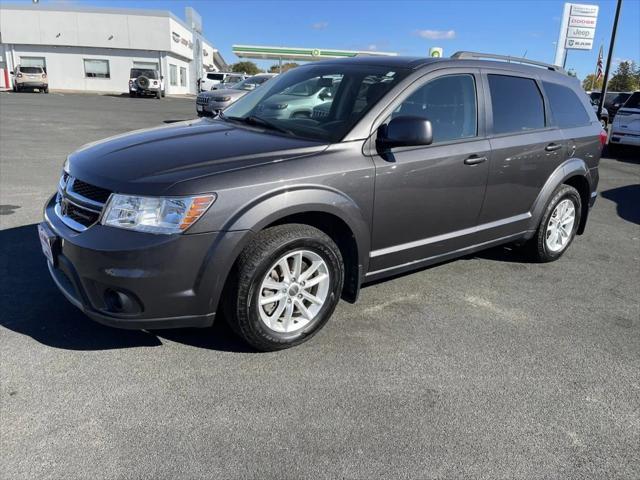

[39,52,604,351]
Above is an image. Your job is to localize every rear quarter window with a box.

[488,74,546,134]
[543,81,592,128]
[622,92,640,109]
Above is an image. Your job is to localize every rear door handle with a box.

[464,155,487,166]
[545,143,563,152]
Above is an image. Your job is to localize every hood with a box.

[68,119,326,196]
[199,88,247,99]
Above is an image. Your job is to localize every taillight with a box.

[599,129,607,148]
[16,73,23,78]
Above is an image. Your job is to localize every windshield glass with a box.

[234,75,272,91]
[207,73,225,81]
[222,64,409,142]
[622,92,640,109]
[20,67,43,74]
[131,69,158,79]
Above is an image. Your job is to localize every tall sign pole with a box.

[597,0,623,120]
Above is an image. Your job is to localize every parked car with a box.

[588,91,632,119]
[589,99,609,128]
[39,52,604,351]
[211,74,248,90]
[129,68,164,98]
[196,73,276,117]
[257,76,339,119]
[609,91,640,153]
[199,72,246,92]
[12,65,48,93]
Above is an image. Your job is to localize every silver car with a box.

[196,74,276,117]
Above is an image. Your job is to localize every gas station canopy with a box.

[232,44,397,62]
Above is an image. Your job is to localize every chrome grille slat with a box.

[55,174,112,232]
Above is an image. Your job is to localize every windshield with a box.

[622,92,640,109]
[20,67,43,74]
[234,75,272,91]
[222,64,409,142]
[131,69,158,79]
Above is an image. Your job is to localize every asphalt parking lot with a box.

[1,91,639,479]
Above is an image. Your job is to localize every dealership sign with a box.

[554,3,599,64]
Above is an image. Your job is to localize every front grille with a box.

[65,202,100,227]
[196,96,210,106]
[69,178,111,203]
[56,174,111,231]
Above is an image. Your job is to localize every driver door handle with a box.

[464,155,487,166]
[545,143,563,152]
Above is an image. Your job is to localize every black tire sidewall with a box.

[537,186,582,261]
[239,234,343,350]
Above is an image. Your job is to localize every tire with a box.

[526,184,581,262]
[156,90,161,99]
[44,87,49,94]
[161,90,166,98]
[224,224,344,351]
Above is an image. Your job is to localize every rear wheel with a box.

[526,184,581,262]
[224,224,344,351]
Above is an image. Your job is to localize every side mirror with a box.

[161,76,164,80]
[377,116,433,149]
[9,71,14,75]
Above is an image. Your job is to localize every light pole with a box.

[597,0,623,120]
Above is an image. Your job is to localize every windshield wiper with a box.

[222,114,294,136]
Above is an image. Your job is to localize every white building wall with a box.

[8,44,162,92]
[0,5,225,94]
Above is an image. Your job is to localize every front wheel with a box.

[526,184,581,262]
[224,224,344,351]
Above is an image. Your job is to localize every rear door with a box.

[478,71,566,235]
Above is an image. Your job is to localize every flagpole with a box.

[591,45,602,91]
[597,0,623,121]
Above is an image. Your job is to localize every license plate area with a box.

[38,223,59,266]
[197,105,203,111]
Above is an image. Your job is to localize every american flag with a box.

[596,46,604,80]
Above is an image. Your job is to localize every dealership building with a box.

[0,4,227,94]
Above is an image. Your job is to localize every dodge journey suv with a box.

[39,52,604,351]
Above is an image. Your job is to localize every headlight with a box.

[63,158,70,174]
[101,194,216,234]
[213,96,232,102]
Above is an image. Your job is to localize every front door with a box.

[369,70,490,275]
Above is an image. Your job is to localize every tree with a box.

[607,61,639,92]
[582,74,603,91]
[230,61,262,75]
[269,62,299,73]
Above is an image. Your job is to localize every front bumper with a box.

[41,196,223,329]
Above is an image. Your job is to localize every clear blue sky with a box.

[16,0,640,79]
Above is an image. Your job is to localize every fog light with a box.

[103,288,142,314]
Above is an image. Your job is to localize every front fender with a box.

[526,157,593,236]
[225,185,371,267]
[194,186,371,313]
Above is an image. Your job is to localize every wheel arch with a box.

[528,157,593,236]
[201,187,371,315]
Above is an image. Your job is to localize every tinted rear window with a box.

[543,82,591,128]
[20,67,42,74]
[622,92,640,109]
[488,75,545,134]
[130,69,158,79]
[207,73,224,80]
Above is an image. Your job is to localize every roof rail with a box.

[450,51,566,73]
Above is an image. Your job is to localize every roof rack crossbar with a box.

[450,51,565,73]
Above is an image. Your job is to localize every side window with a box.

[392,74,477,143]
[543,82,591,128]
[488,74,545,134]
